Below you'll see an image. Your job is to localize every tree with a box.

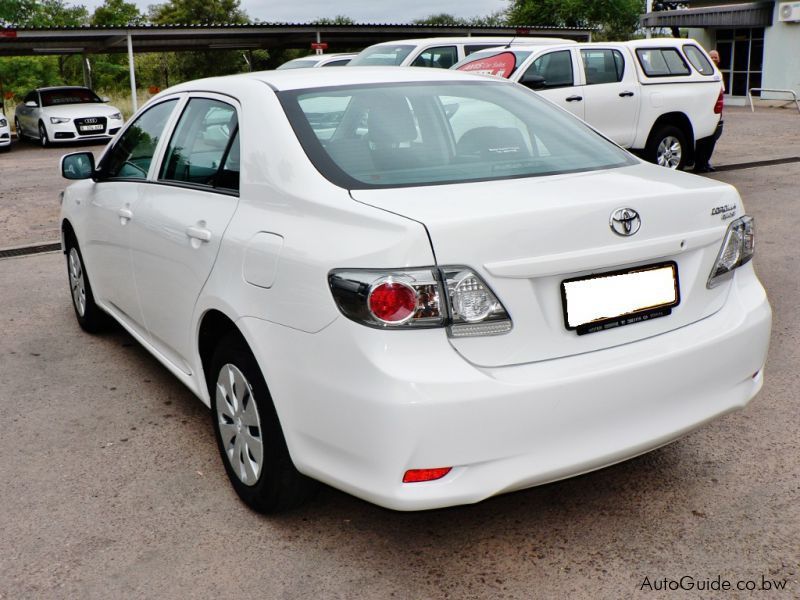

[412,12,507,26]
[313,15,355,25]
[1,0,88,26]
[91,0,144,26]
[507,0,645,41]
[147,0,250,82]
[413,13,465,25]
[149,0,247,25]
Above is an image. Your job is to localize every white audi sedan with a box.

[15,86,124,147]
[59,68,771,512]
[0,110,10,150]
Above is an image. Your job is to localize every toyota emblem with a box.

[610,208,641,236]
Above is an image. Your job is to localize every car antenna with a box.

[505,32,518,49]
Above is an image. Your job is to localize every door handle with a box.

[619,91,634,97]
[186,225,212,243]
[566,95,583,102]
[118,207,133,224]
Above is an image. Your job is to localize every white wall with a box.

[763,5,800,98]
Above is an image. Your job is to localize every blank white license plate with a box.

[80,124,103,131]
[561,263,679,335]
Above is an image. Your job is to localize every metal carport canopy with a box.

[0,23,594,111]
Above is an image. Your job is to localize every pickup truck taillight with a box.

[714,88,724,114]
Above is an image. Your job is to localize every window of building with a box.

[715,28,764,96]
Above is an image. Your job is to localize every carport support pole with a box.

[127,33,138,113]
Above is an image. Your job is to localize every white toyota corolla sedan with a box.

[59,68,771,512]
[15,86,124,147]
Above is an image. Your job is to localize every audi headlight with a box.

[109,112,122,121]
[0,118,7,127]
[50,117,70,124]
[707,216,755,288]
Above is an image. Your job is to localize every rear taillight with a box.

[714,88,724,114]
[707,216,754,288]
[328,267,512,337]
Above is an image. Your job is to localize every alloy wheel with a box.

[68,248,86,317]
[656,136,682,169]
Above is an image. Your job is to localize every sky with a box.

[76,0,510,23]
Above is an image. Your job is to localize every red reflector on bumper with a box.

[402,467,452,483]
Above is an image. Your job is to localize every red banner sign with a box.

[457,51,517,79]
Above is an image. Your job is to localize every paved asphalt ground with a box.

[0,106,798,599]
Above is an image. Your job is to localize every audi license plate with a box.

[80,124,103,131]
[561,262,680,335]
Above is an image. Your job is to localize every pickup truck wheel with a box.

[646,125,687,170]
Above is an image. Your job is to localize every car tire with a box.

[645,125,688,170]
[210,333,318,513]
[14,118,25,142]
[65,234,107,333]
[38,121,49,147]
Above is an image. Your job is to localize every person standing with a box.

[694,49,724,173]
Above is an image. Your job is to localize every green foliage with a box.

[412,11,507,26]
[149,0,247,25]
[313,15,355,25]
[147,0,249,84]
[91,0,144,26]
[506,0,644,40]
[0,0,89,26]
[0,56,59,98]
[412,13,464,25]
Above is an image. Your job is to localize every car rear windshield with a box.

[40,88,103,106]
[636,48,691,77]
[279,81,635,189]
[348,45,415,66]
[277,59,320,70]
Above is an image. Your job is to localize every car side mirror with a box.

[519,73,546,90]
[101,96,110,103]
[61,152,96,180]
[25,100,37,107]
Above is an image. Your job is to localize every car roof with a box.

[35,86,92,92]
[365,36,575,47]
[163,66,499,94]
[288,53,358,61]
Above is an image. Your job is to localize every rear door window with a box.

[411,46,458,69]
[636,48,691,77]
[159,98,238,190]
[580,49,625,84]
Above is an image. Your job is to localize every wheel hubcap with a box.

[656,136,682,169]
[215,363,264,486]
[68,248,86,317]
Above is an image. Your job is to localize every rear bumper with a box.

[697,119,724,145]
[239,265,770,511]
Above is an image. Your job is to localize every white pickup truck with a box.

[454,38,725,170]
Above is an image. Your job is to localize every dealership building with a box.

[642,1,800,102]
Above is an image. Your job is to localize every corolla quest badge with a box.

[610,207,641,236]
